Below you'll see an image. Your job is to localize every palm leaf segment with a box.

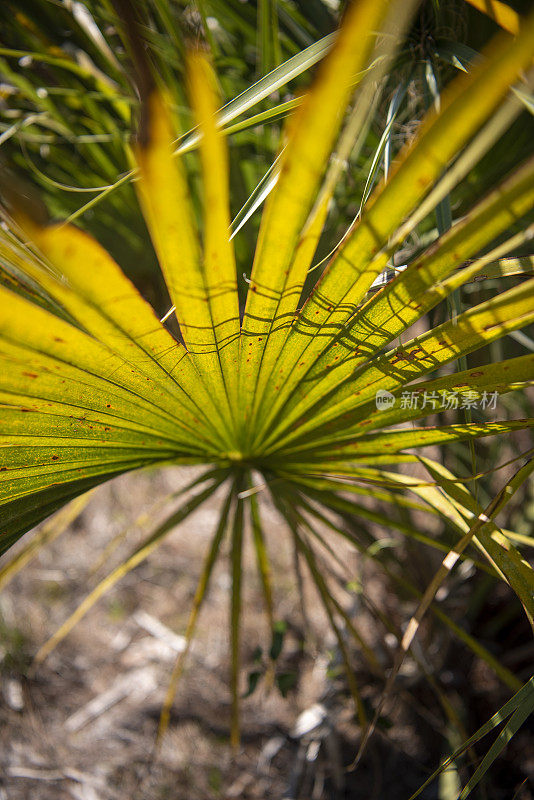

[1,0,534,752]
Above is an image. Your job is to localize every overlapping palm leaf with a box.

[1,0,534,790]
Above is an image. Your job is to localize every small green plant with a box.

[1,1,534,794]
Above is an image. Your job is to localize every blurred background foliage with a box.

[1,0,532,311]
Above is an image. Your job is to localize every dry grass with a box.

[0,467,532,799]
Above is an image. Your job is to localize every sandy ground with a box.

[0,465,533,799]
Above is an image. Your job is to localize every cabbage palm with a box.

[1,0,534,794]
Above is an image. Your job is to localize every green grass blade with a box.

[408,677,534,800]
[230,477,245,748]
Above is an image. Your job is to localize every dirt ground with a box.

[0,466,533,800]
